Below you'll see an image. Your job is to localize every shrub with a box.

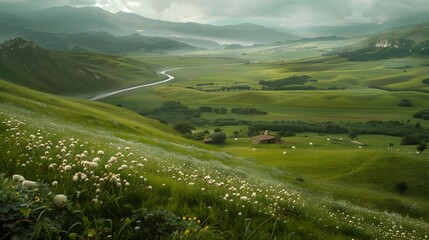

[212,132,226,144]
[417,142,427,152]
[174,123,195,134]
[401,133,423,145]
[398,99,413,107]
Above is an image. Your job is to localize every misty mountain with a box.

[329,22,429,61]
[293,13,429,38]
[18,6,299,44]
[0,12,198,53]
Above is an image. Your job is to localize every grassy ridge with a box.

[1,80,428,239]
[0,38,163,96]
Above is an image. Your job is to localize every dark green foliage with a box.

[422,78,429,84]
[259,75,316,90]
[249,120,429,138]
[261,85,317,90]
[348,129,359,140]
[174,122,195,134]
[395,182,409,194]
[211,118,251,126]
[413,109,429,120]
[213,108,228,114]
[417,142,427,152]
[401,133,424,145]
[230,108,267,115]
[214,127,222,132]
[199,106,213,112]
[196,83,215,86]
[211,132,226,144]
[140,101,201,123]
[398,99,413,107]
[278,130,296,137]
[202,85,252,92]
[259,75,312,87]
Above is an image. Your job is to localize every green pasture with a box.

[100,51,429,125]
[217,133,429,216]
[1,77,429,239]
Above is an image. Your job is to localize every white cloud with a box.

[0,0,428,27]
[344,10,373,24]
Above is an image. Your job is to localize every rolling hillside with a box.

[0,38,161,94]
[332,22,429,60]
[0,77,428,239]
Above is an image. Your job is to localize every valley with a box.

[0,3,428,240]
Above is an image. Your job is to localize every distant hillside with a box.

[331,22,429,61]
[59,31,197,53]
[0,12,198,54]
[18,6,299,44]
[0,38,160,94]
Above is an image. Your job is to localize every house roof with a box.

[252,135,275,141]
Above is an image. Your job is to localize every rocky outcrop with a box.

[374,39,413,48]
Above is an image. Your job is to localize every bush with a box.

[417,142,427,152]
[174,123,195,134]
[398,99,413,107]
[212,132,226,144]
[413,109,429,120]
[401,133,423,145]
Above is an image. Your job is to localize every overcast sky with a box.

[1,0,428,28]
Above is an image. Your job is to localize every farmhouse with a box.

[203,137,213,144]
[252,131,281,144]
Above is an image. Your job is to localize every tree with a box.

[214,127,222,133]
[233,131,239,136]
[417,142,427,153]
[212,132,226,144]
[173,123,195,134]
[401,133,423,145]
[348,129,358,140]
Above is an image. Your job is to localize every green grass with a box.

[100,53,429,126]
[1,79,429,239]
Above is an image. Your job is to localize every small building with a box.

[203,138,213,144]
[251,134,281,144]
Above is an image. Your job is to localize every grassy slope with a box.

[0,39,163,96]
[1,79,428,239]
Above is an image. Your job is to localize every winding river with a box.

[89,68,179,101]
[89,63,244,101]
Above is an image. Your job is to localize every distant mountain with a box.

[0,38,121,94]
[0,12,198,53]
[18,6,299,44]
[58,31,197,53]
[273,36,348,45]
[329,22,429,61]
[294,13,429,38]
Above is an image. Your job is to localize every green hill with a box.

[0,38,161,95]
[332,22,429,60]
[0,77,428,239]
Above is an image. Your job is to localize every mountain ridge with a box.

[18,6,299,44]
[0,38,161,94]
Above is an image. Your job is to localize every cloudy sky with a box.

[1,0,428,28]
